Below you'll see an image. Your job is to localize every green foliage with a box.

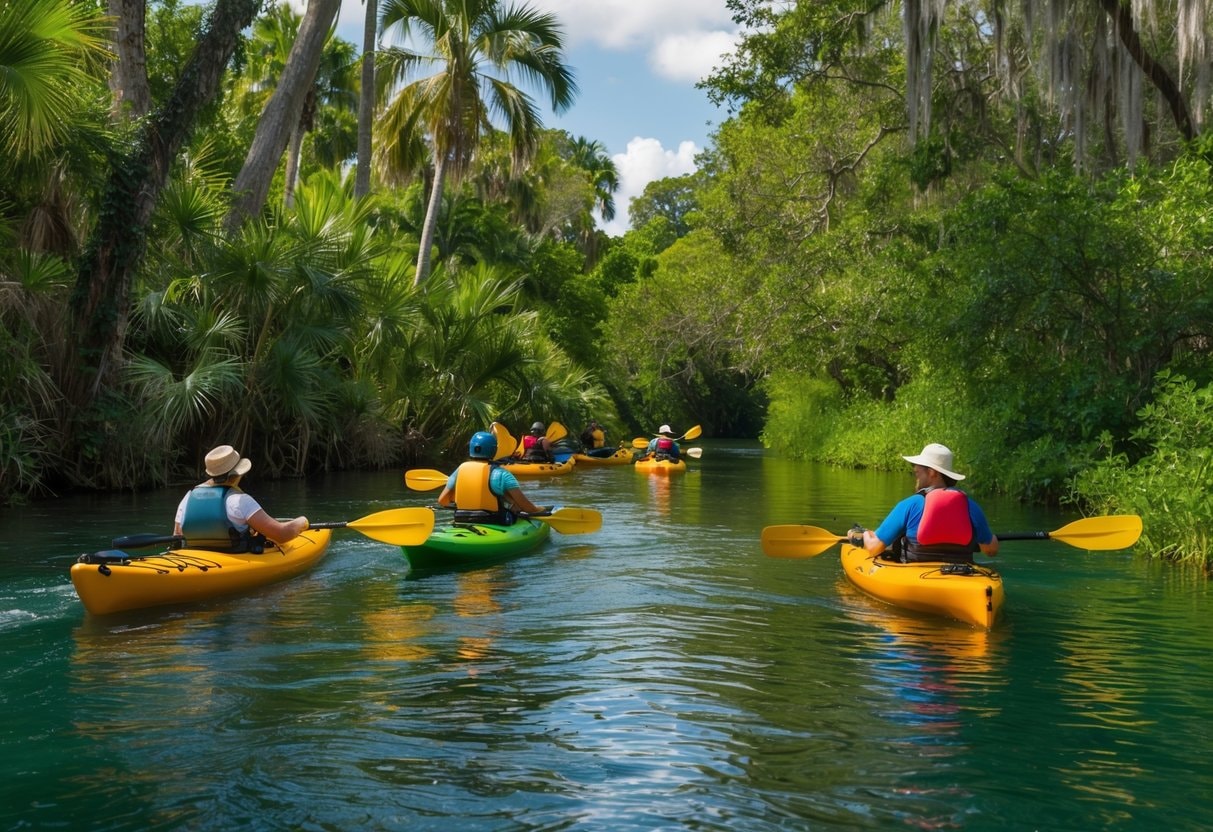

[1071,372,1213,564]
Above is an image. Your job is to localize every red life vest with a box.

[916,488,973,545]
[656,437,674,452]
[900,488,975,563]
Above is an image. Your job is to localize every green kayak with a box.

[401,517,551,571]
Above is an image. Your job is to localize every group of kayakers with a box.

[176,431,999,569]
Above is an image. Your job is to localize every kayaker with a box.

[580,419,606,449]
[519,421,554,462]
[645,425,682,461]
[439,431,551,523]
[173,445,309,552]
[850,443,1000,564]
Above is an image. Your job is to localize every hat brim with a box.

[210,457,252,480]
[902,454,965,481]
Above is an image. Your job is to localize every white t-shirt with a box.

[174,487,264,531]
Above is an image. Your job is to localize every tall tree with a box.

[107,0,151,120]
[224,0,343,230]
[355,0,377,198]
[70,0,264,407]
[377,0,578,285]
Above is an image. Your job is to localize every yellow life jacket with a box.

[453,461,500,512]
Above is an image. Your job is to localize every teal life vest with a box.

[181,485,259,552]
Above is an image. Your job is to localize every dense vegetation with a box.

[2,0,1211,564]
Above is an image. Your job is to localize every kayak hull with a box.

[573,448,634,466]
[70,530,333,616]
[401,518,550,571]
[634,456,686,475]
[501,458,576,477]
[840,543,1004,628]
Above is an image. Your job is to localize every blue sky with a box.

[327,0,740,235]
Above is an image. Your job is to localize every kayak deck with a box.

[634,455,686,475]
[70,530,333,616]
[401,518,551,571]
[840,543,1004,628]
[573,448,635,466]
[501,458,576,477]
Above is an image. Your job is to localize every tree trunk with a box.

[414,155,446,286]
[70,0,263,407]
[283,125,304,209]
[1098,0,1194,142]
[224,0,342,232]
[355,0,377,199]
[107,0,151,120]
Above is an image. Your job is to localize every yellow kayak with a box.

[634,455,686,475]
[501,457,576,477]
[70,530,332,616]
[840,543,1004,628]
[573,447,635,466]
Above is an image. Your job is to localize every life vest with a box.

[453,461,499,512]
[522,434,551,461]
[656,436,674,453]
[900,488,976,563]
[589,428,605,449]
[452,461,513,525]
[180,484,257,553]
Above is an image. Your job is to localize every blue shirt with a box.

[874,491,995,547]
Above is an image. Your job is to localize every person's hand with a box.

[848,524,865,547]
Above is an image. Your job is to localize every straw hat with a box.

[902,443,965,481]
[204,445,252,480]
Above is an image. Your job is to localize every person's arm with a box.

[970,501,1000,556]
[437,485,455,507]
[505,486,549,515]
[247,510,308,545]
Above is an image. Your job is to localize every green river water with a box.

[1,442,1209,830]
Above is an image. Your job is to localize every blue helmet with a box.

[468,431,497,459]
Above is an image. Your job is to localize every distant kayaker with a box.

[440,431,551,523]
[850,443,999,564]
[173,445,309,551]
[581,419,606,449]
[519,421,554,462]
[646,425,682,461]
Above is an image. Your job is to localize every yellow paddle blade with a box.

[1047,514,1142,550]
[681,425,702,441]
[527,507,602,535]
[490,422,516,460]
[761,524,845,558]
[631,437,649,449]
[312,507,435,546]
[547,421,568,443]
[405,468,449,490]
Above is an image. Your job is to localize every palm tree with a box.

[377,0,577,286]
[355,0,378,198]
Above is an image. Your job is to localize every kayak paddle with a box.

[406,468,455,490]
[521,507,602,534]
[306,506,435,546]
[761,515,1143,558]
[490,421,516,460]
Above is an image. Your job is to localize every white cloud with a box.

[650,29,740,83]
[603,137,700,237]
[531,0,735,51]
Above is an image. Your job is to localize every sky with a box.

[326,0,741,235]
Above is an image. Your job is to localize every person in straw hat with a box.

[849,443,999,564]
[172,445,309,551]
[645,425,682,461]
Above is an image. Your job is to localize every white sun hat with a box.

[902,443,965,481]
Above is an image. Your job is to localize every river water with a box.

[1,442,1209,830]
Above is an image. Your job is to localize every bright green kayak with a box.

[401,517,551,571]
